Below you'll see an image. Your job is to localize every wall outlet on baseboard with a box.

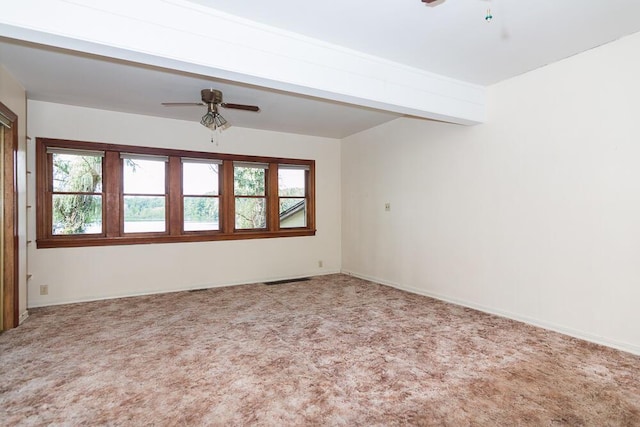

[40,285,48,295]
[318,260,323,268]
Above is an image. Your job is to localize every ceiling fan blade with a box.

[221,103,260,112]
[161,102,204,107]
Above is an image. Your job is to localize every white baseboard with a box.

[19,310,29,324]
[27,270,342,309]
[342,269,640,357]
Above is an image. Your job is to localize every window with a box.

[122,154,168,233]
[278,165,308,229]
[182,159,220,232]
[36,138,315,248]
[234,162,267,230]
[49,147,104,235]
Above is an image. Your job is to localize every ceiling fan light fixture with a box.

[213,113,228,128]
[200,111,214,129]
[163,89,258,137]
[200,104,228,131]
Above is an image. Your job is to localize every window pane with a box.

[53,153,102,192]
[280,199,306,228]
[124,196,166,233]
[183,162,219,196]
[234,166,265,196]
[278,168,305,197]
[52,195,102,235]
[184,197,219,231]
[123,159,165,194]
[235,198,266,229]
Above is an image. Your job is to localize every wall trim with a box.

[18,310,29,324]
[342,269,640,357]
[27,270,341,309]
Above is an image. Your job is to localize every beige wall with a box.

[27,101,341,307]
[0,65,28,321]
[342,32,640,355]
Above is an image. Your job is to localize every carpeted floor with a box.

[1,274,639,426]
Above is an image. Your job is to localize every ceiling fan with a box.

[162,89,260,131]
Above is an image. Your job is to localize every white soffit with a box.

[0,0,485,125]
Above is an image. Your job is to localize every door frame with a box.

[0,101,19,330]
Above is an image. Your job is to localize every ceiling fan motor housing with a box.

[201,89,224,104]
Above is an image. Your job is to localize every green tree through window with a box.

[52,152,103,234]
[234,164,267,229]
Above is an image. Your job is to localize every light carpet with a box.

[1,274,639,425]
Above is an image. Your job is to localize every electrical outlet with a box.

[40,285,48,296]
[384,202,391,211]
[318,260,323,268]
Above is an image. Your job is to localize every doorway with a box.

[0,102,19,331]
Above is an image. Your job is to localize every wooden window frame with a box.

[36,138,316,248]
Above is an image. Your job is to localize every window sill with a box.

[36,229,316,249]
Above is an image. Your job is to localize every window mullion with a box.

[36,148,53,239]
[222,160,235,234]
[104,151,121,238]
[307,168,316,231]
[168,156,182,236]
[267,163,279,231]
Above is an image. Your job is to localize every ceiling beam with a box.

[0,0,485,125]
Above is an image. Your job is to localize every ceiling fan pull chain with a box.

[210,127,221,146]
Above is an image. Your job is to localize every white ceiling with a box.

[2,0,640,138]
[191,0,640,85]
